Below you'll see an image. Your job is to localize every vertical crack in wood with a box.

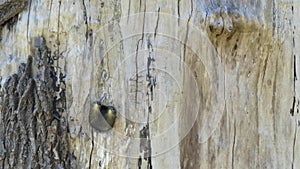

[291,4,298,168]
[177,0,180,24]
[290,3,298,116]
[145,36,154,169]
[294,54,297,81]
[139,0,142,11]
[82,0,87,24]
[138,156,142,169]
[127,0,131,22]
[82,0,89,41]
[134,0,146,108]
[154,7,160,39]
[271,54,278,142]
[182,0,193,64]
[134,39,142,108]
[87,28,94,169]
[272,0,276,36]
[290,97,296,116]
[139,36,155,169]
[260,53,269,92]
[88,130,94,169]
[139,124,152,169]
[232,119,236,169]
[146,38,155,101]
[57,0,61,54]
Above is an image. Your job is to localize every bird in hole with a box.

[89,101,117,132]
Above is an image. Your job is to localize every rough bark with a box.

[0,0,27,26]
[0,37,69,168]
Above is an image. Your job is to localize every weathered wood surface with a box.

[0,0,299,169]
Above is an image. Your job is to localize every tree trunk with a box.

[0,0,299,169]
